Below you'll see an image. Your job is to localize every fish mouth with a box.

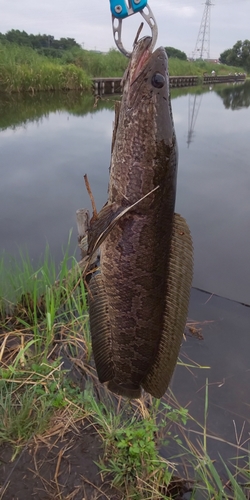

[129,36,153,85]
[123,37,168,109]
[127,37,167,89]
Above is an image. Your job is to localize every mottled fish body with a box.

[87,37,193,399]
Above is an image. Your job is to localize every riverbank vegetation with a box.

[0,42,91,93]
[0,246,249,499]
[0,30,247,93]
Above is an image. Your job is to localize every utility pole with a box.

[193,0,214,60]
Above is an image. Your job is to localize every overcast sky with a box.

[1,0,249,58]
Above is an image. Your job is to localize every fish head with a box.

[121,36,174,143]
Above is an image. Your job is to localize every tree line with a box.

[0,29,80,57]
[219,40,250,72]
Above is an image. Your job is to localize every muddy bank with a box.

[0,422,121,500]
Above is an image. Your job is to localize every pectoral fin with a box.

[87,185,160,265]
[88,203,119,255]
[142,213,193,399]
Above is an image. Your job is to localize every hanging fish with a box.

[86,36,193,399]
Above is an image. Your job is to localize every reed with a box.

[0,42,91,92]
[61,46,128,77]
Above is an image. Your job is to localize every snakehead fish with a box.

[86,36,193,399]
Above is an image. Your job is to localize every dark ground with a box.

[0,421,121,500]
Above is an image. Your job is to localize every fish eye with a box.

[151,73,165,88]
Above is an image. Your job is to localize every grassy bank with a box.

[0,42,91,92]
[0,41,246,94]
[0,247,249,499]
[169,58,246,77]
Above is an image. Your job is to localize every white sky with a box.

[0,0,249,58]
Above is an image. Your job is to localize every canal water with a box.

[0,82,250,465]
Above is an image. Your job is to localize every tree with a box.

[165,46,187,61]
[219,48,232,65]
[4,29,31,46]
[219,40,250,72]
[241,40,250,71]
[0,30,80,52]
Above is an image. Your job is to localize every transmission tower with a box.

[193,0,214,60]
[187,94,203,148]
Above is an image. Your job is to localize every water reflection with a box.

[187,94,203,147]
[215,80,250,110]
[0,92,116,131]
[186,81,249,148]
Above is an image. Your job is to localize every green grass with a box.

[0,240,93,453]
[61,46,128,77]
[0,360,65,445]
[0,42,91,92]
[94,396,188,498]
[169,58,246,77]
[0,245,249,499]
